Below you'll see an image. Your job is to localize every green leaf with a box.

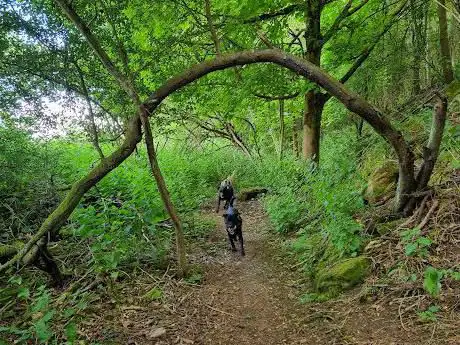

[417,237,432,247]
[31,292,50,312]
[423,267,443,297]
[63,308,75,318]
[17,287,30,299]
[404,243,418,256]
[65,322,77,342]
[34,319,52,342]
[143,287,163,300]
[8,275,22,285]
[450,271,460,281]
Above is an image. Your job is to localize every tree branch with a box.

[322,0,369,45]
[329,0,408,91]
[253,92,300,100]
[53,0,137,102]
[74,60,105,159]
[244,3,304,23]
[1,47,420,272]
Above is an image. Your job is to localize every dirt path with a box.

[89,200,457,345]
[179,200,311,344]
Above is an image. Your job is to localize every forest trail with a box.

[89,200,455,345]
[180,200,312,345]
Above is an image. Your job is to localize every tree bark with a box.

[415,95,448,190]
[302,0,324,162]
[437,0,455,83]
[302,90,325,162]
[140,109,187,277]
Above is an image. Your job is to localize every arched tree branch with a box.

[3,48,446,273]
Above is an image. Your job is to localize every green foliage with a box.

[143,287,164,301]
[423,266,443,297]
[0,280,89,344]
[401,228,432,258]
[417,305,440,323]
[0,119,62,240]
[184,264,205,285]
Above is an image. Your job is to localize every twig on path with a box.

[429,323,437,344]
[205,304,236,318]
[398,298,409,331]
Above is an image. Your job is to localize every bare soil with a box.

[81,200,459,345]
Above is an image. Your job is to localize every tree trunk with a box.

[437,0,454,83]
[292,118,299,158]
[279,99,285,159]
[302,90,325,163]
[140,109,187,277]
[302,0,324,162]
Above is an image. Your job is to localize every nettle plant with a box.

[1,277,89,344]
[400,227,432,257]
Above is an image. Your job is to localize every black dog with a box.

[222,205,245,256]
[216,179,235,213]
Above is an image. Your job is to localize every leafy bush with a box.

[0,119,62,241]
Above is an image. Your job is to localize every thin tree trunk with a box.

[279,99,285,159]
[75,61,105,159]
[302,0,324,163]
[437,0,454,83]
[292,117,299,158]
[302,90,325,163]
[140,109,187,277]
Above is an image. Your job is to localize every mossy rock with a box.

[237,187,268,201]
[315,256,371,294]
[362,161,399,205]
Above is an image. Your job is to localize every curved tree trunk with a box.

[2,49,445,273]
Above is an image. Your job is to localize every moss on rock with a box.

[362,161,399,205]
[315,256,371,294]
